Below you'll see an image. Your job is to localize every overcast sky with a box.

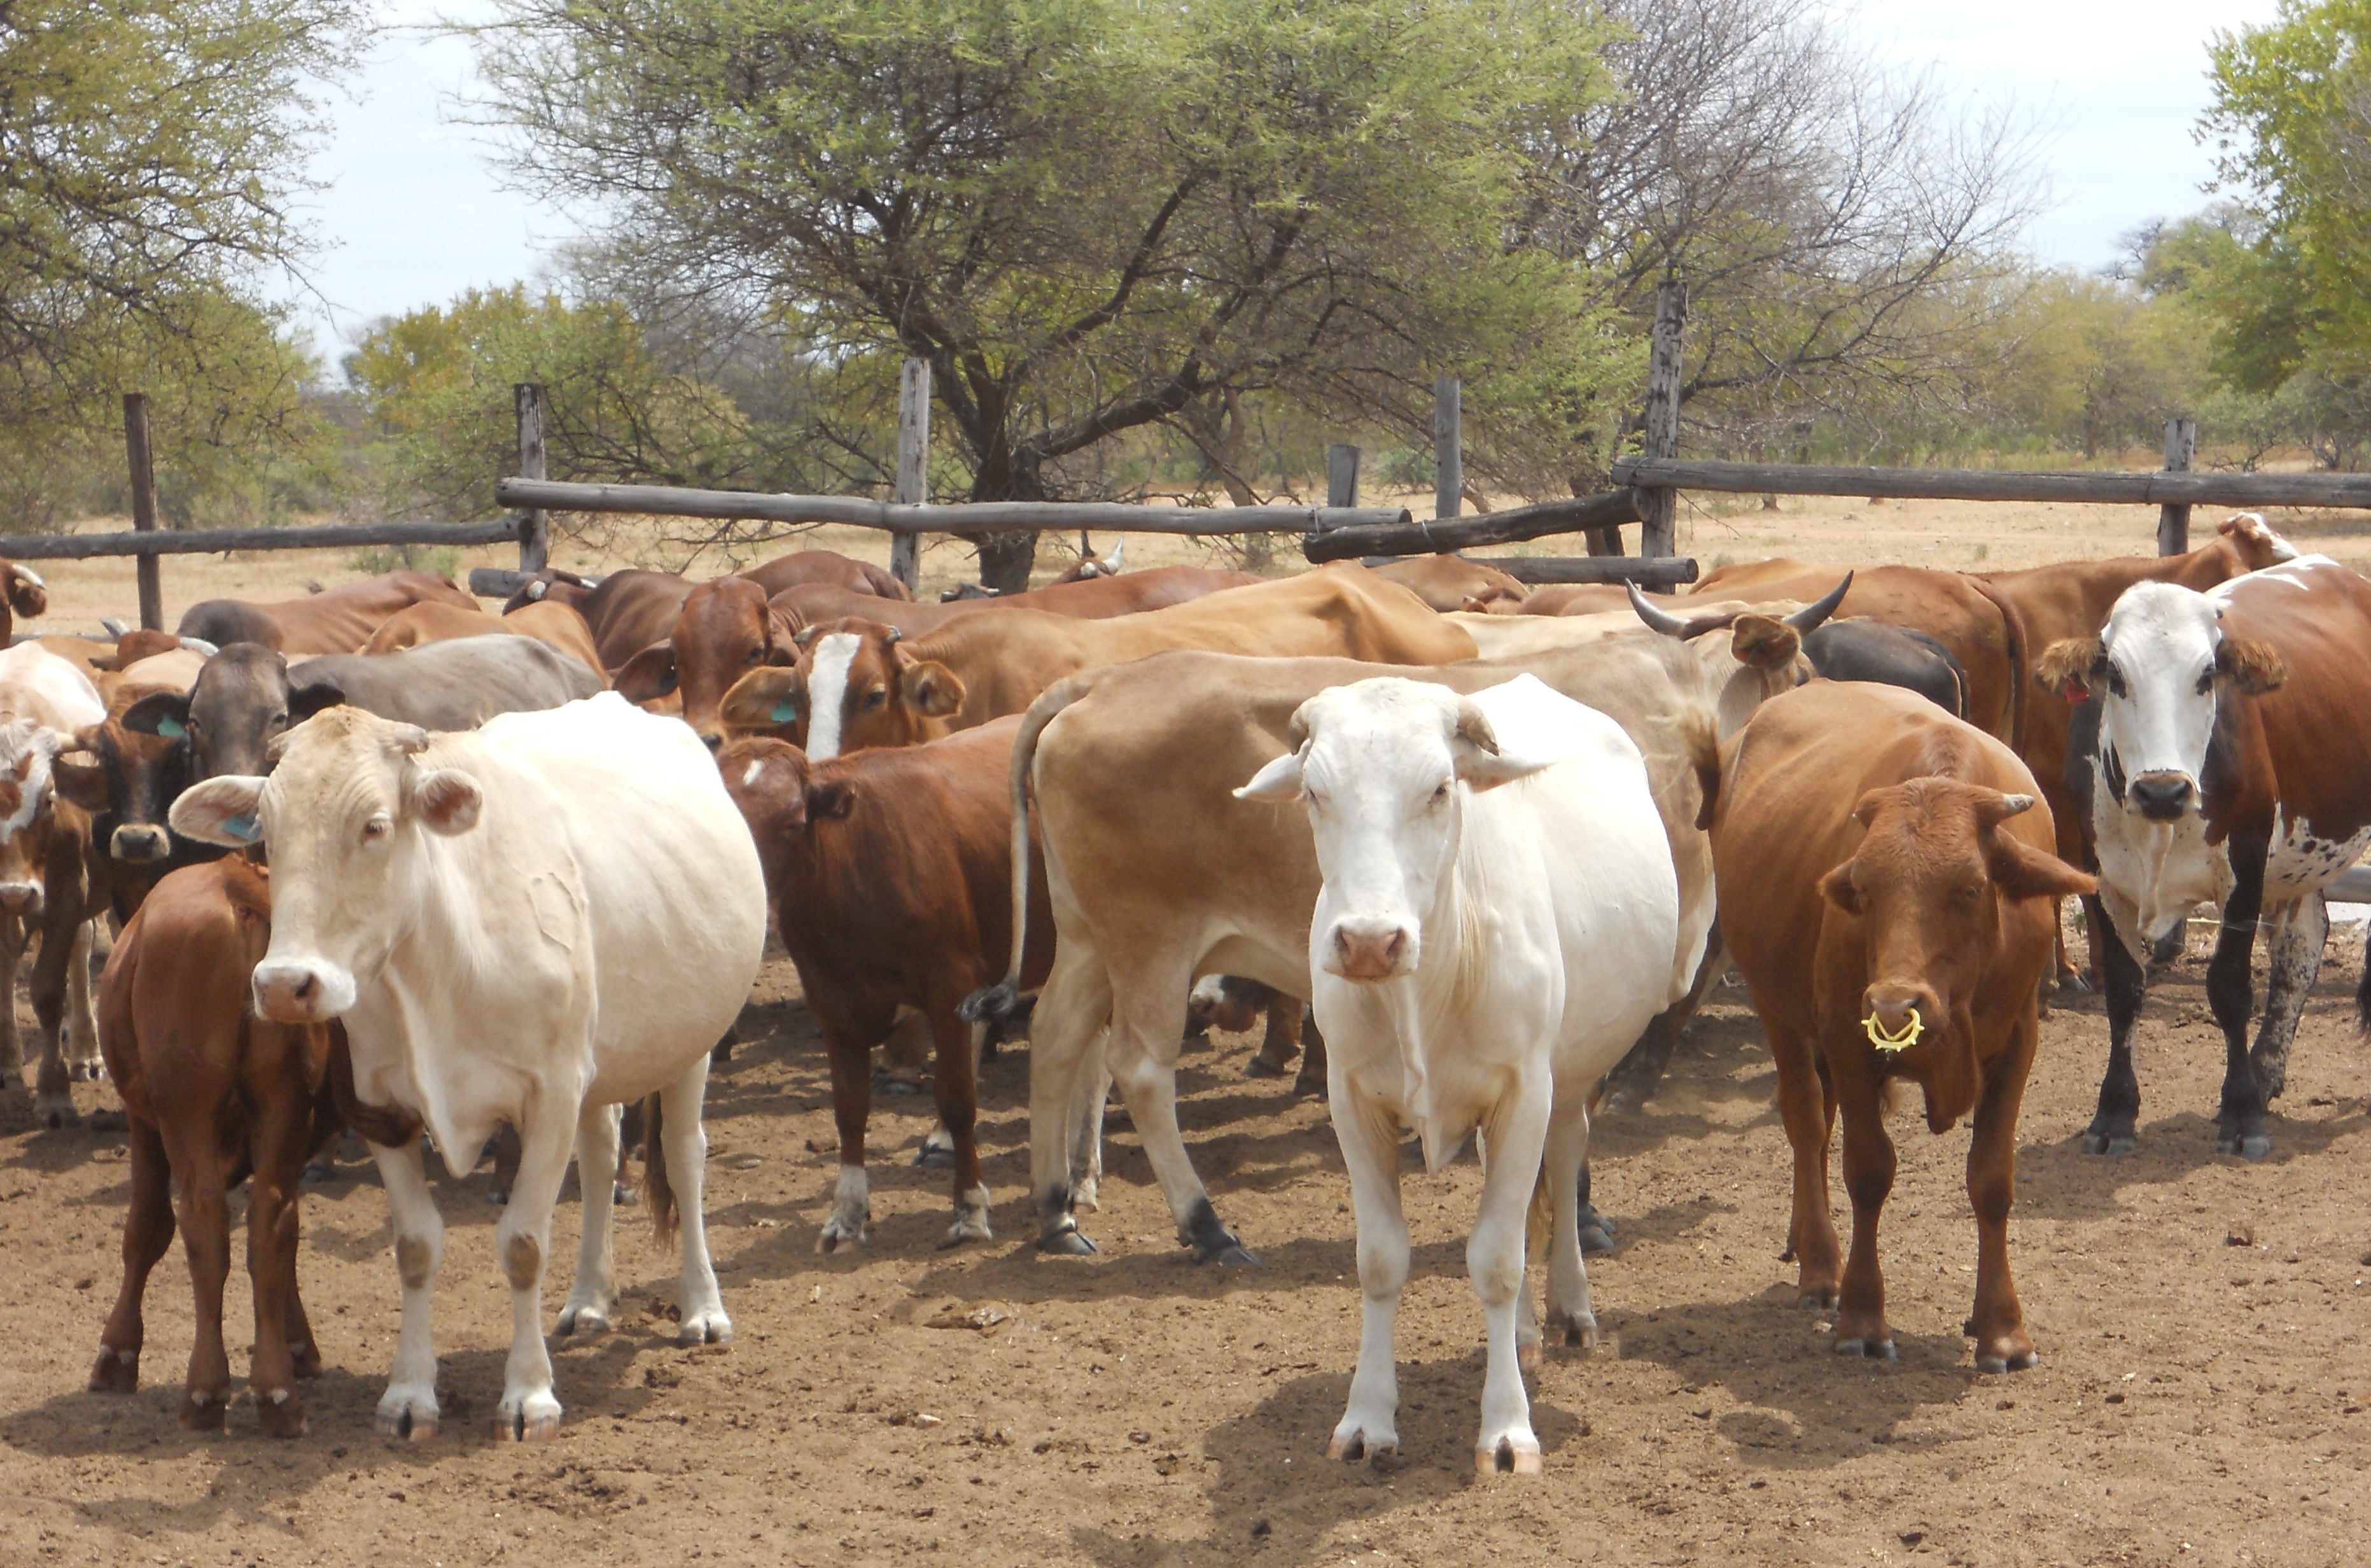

[283,0,2286,366]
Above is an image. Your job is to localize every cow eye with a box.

[1430,781,1451,806]
[862,687,887,711]
[2195,668,2215,696]
[1955,883,1980,904]
[361,816,389,842]
[2104,666,2130,699]
[269,712,288,728]
[745,647,764,664]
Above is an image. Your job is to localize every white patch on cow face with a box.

[2095,583,2222,811]
[0,722,57,842]
[804,633,860,761]
[740,758,766,788]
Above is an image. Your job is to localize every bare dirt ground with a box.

[1,498,2368,1567]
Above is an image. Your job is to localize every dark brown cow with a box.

[614,577,799,748]
[176,571,474,655]
[501,568,696,675]
[86,859,367,1434]
[1692,559,2027,746]
[719,718,1054,1251]
[1712,682,2090,1369]
[743,547,912,601]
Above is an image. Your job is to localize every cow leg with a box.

[0,914,23,1089]
[1026,946,1112,1253]
[372,1137,445,1441]
[1766,1018,1841,1308]
[817,1024,874,1254]
[928,1005,990,1249]
[2081,900,2147,1154]
[1248,999,1301,1077]
[1107,983,1255,1265]
[2209,840,2274,1160]
[1325,1079,1406,1464]
[1967,1012,2038,1374]
[64,920,99,1079]
[158,1121,233,1429]
[1472,1084,1551,1474]
[1831,1070,1898,1361]
[1294,1009,1327,1097]
[246,1069,312,1437]
[557,1101,622,1336]
[29,920,77,1129]
[2249,893,2324,1103]
[1539,1092,1598,1351]
[1600,927,1726,1113]
[490,1096,575,1442]
[1065,1028,1110,1212]
[89,1117,174,1394]
[659,1054,732,1347]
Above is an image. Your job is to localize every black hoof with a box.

[877,1077,923,1098]
[1578,1224,1616,1256]
[487,1189,510,1207]
[1243,1056,1287,1079]
[2079,1128,2135,1156]
[1835,1336,1898,1361]
[2219,1131,2272,1161]
[914,1144,956,1170]
[1196,1243,1261,1266]
[1037,1228,1098,1256]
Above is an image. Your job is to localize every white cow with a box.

[171,692,768,1441]
[1236,674,1679,1474]
[0,646,107,1112]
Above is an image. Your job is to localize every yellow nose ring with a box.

[1863,1008,1924,1053]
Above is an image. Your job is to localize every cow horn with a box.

[883,626,903,645]
[178,636,219,657]
[794,625,821,648]
[101,617,131,639]
[1783,573,1853,633]
[1978,791,2035,827]
[1626,582,1693,637]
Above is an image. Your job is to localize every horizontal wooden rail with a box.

[0,517,521,562]
[1305,489,1644,563]
[1612,457,2371,510]
[494,477,1409,536]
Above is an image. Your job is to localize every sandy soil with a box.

[2,499,2368,1566]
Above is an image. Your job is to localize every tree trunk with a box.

[967,437,1044,593]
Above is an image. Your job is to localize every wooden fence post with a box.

[893,358,931,591]
[2158,416,2197,556]
[122,393,163,631]
[515,384,549,574]
[1433,377,1462,524]
[1637,281,1688,563]
[1327,444,1362,509]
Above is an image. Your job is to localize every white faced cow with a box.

[1236,675,1679,1475]
[171,693,767,1441]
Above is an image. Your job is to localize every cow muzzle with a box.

[1861,984,1941,1052]
[2128,771,2195,822]
[696,726,724,752]
[0,881,43,918]
[1325,916,1419,982]
[251,958,357,1024]
[110,823,169,864]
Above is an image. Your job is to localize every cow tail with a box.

[1525,1163,1553,1259]
[326,1023,424,1149]
[959,673,1094,1026]
[1683,708,1724,833]
[2355,944,2371,1038]
[1967,576,2029,753]
[643,1092,678,1250]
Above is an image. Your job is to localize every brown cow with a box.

[176,570,474,655]
[502,568,695,673]
[365,598,608,682]
[1711,682,2090,1369]
[614,577,799,747]
[0,559,48,644]
[719,718,1054,1251]
[716,618,965,759]
[743,547,912,601]
[1367,556,1528,613]
[1514,584,1636,617]
[1692,559,2026,746]
[85,859,376,1434]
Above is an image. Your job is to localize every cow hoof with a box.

[1037,1228,1098,1256]
[613,1182,638,1207]
[1516,1336,1541,1376]
[2220,1131,2273,1162]
[2053,968,2094,997]
[913,1142,956,1171]
[1194,1240,1261,1266]
[556,1303,613,1337]
[486,1189,510,1206]
[1975,1345,2038,1374]
[255,1388,309,1439]
[1327,1429,1398,1463]
[1543,1312,1600,1350]
[678,1312,732,1347]
[938,1208,993,1250]
[815,1225,867,1255]
[291,1340,322,1379]
[1243,1056,1287,1079]
[301,1161,336,1189]
[375,1396,440,1442]
[87,1347,138,1394]
[496,1396,563,1443]
[1799,1286,1840,1311]
[178,1390,229,1432]
[2079,1129,2136,1156]
[35,1098,78,1130]
[1478,1436,1543,1476]
[1834,1336,1898,1362]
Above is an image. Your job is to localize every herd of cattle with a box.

[1,509,2360,1473]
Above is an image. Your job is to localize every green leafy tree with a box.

[476,0,1625,587]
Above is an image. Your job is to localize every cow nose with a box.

[1861,984,1938,1046]
[0,883,41,916]
[2130,772,2193,820]
[110,824,168,864]
[1327,918,1416,981]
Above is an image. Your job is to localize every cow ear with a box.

[806,779,856,820]
[1819,861,1864,914]
[1234,746,1306,803]
[1449,698,1549,792]
[764,612,801,666]
[1850,788,1890,828]
[899,659,966,718]
[2034,637,2105,700]
[121,690,192,739]
[53,756,110,812]
[2215,636,2286,696]
[289,675,348,722]
[720,668,801,733]
[406,767,482,835]
[1987,834,2095,903]
[614,642,680,703]
[171,776,267,846]
[1,563,47,620]
[1728,614,1802,673]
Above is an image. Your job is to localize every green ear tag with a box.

[771,701,799,724]
[224,813,259,843]
[156,718,185,739]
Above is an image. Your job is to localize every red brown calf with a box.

[175,570,473,655]
[719,719,1053,1252]
[1711,682,2091,1371]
